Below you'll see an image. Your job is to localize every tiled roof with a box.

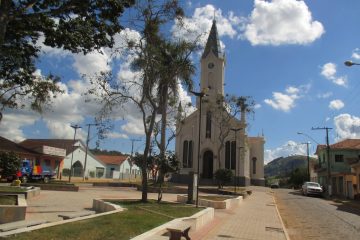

[330,139,360,149]
[315,139,360,154]
[20,139,82,155]
[95,155,129,165]
[0,136,38,155]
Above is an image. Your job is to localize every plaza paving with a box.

[23,184,287,239]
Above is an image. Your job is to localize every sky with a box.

[2,0,360,164]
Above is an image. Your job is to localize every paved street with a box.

[193,186,287,240]
[274,188,360,240]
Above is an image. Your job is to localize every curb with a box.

[272,193,291,240]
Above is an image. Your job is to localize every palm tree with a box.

[155,40,196,191]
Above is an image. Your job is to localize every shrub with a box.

[62,168,70,177]
[214,169,233,189]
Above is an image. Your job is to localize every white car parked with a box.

[302,182,323,196]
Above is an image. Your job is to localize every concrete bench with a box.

[166,222,191,240]
[0,220,48,232]
[58,210,96,220]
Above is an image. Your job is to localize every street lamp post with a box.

[69,124,81,182]
[312,127,332,196]
[344,60,360,67]
[231,128,242,193]
[190,89,208,208]
[83,123,98,181]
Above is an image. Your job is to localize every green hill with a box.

[264,155,316,177]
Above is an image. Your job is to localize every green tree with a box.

[0,151,21,178]
[288,167,307,188]
[87,0,186,202]
[0,0,134,113]
[154,40,196,185]
[214,168,233,189]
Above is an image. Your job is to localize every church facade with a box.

[174,21,265,186]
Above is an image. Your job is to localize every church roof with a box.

[202,20,223,59]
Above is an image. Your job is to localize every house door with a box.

[202,151,213,179]
[346,181,353,199]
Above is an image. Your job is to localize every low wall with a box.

[136,186,188,194]
[92,199,123,213]
[131,207,214,240]
[0,195,26,224]
[177,195,243,209]
[21,183,79,192]
[0,187,40,199]
[93,182,138,188]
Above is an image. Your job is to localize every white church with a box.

[174,20,265,186]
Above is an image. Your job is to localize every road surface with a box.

[274,188,360,240]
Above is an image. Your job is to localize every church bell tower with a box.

[200,20,225,105]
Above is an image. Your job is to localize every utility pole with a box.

[69,124,82,182]
[129,139,141,181]
[231,128,242,193]
[312,127,332,195]
[83,123,98,181]
[301,141,310,181]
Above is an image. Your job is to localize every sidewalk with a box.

[192,187,289,240]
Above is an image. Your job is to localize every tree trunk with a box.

[157,84,169,184]
[0,0,11,45]
[141,108,157,202]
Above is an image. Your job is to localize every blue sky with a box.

[2,0,360,163]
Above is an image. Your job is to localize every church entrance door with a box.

[202,151,213,179]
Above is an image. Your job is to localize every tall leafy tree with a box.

[0,0,134,113]
[87,0,187,202]
[0,151,21,178]
[155,40,196,185]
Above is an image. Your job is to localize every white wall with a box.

[62,146,106,178]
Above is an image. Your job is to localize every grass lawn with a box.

[3,200,202,240]
[0,195,17,205]
[0,186,27,193]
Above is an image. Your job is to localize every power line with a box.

[312,126,332,196]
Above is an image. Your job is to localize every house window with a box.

[252,157,257,174]
[335,154,344,162]
[182,140,193,168]
[96,167,104,178]
[225,141,236,170]
[322,154,326,163]
[206,111,211,138]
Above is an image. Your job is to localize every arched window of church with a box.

[183,141,188,167]
[206,111,211,138]
[225,141,230,169]
[183,140,193,168]
[252,157,257,174]
[231,141,236,170]
[188,141,193,168]
[225,141,236,170]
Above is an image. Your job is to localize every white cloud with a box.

[105,132,129,139]
[265,140,308,164]
[264,85,306,112]
[352,48,360,60]
[334,114,360,140]
[0,112,38,142]
[72,50,110,76]
[243,0,324,46]
[317,91,333,99]
[254,103,262,109]
[321,62,348,87]
[171,4,244,49]
[329,99,345,110]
